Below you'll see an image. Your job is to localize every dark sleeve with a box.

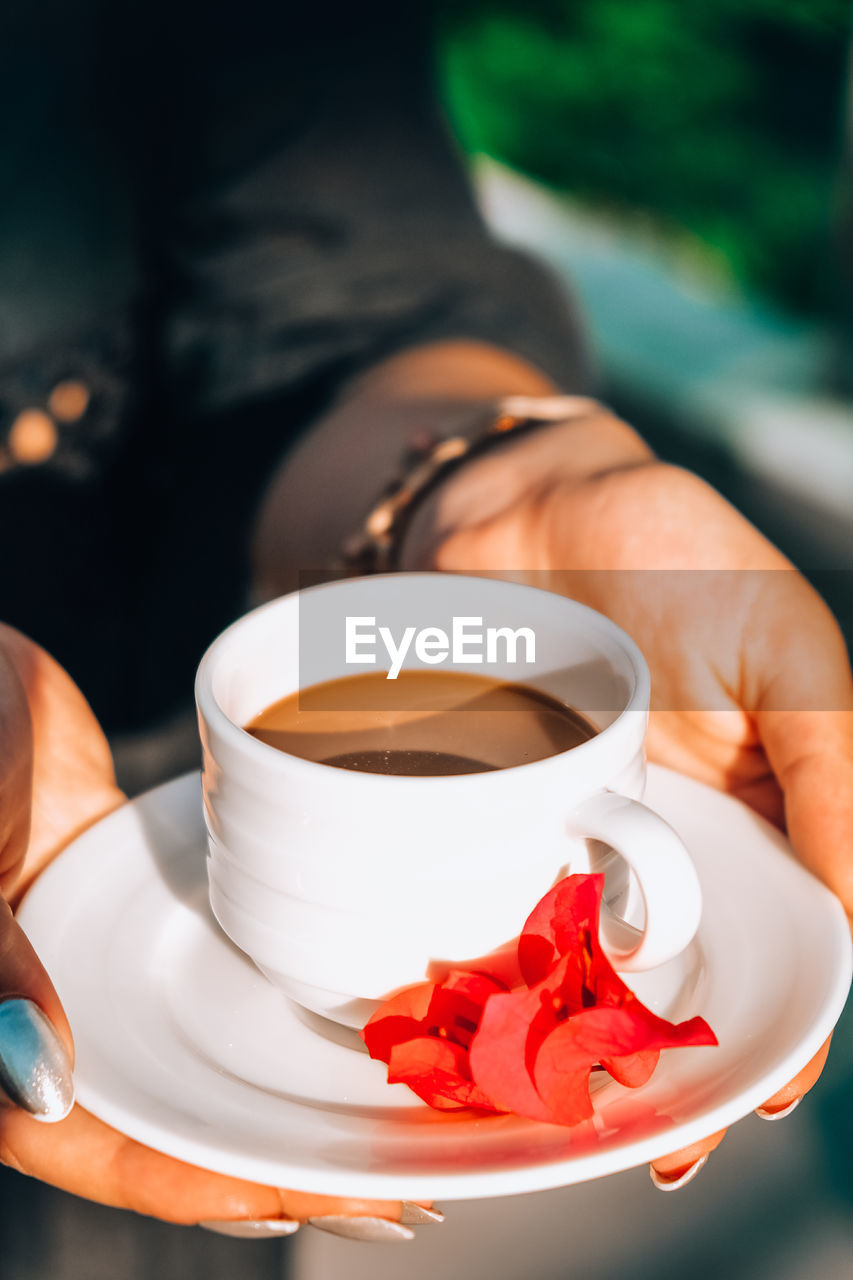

[155,2,592,422]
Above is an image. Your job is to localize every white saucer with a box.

[18,767,851,1200]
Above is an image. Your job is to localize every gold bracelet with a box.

[341,395,598,575]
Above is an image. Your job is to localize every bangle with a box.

[341,394,598,575]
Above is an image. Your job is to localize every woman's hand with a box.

[402,403,853,1185]
[0,627,432,1237]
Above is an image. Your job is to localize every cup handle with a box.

[569,791,702,971]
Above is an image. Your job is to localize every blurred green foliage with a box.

[438,0,850,316]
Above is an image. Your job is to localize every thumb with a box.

[0,895,74,1122]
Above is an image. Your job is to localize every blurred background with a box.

[440,0,853,588]
[297,3,853,1278]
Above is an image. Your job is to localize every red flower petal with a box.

[426,971,506,1050]
[361,982,435,1062]
[519,875,604,988]
[472,881,718,1126]
[362,972,506,1110]
[440,969,506,1004]
[428,940,523,991]
[468,951,582,1123]
[363,873,718,1126]
[533,1006,718,1126]
[387,1038,501,1111]
[601,1049,660,1088]
[468,983,555,1122]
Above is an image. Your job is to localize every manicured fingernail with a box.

[199,1218,300,1238]
[308,1215,415,1242]
[755,1096,801,1121]
[0,998,74,1122]
[400,1201,444,1225]
[649,1153,708,1192]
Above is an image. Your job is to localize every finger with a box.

[0,895,74,1120]
[0,622,123,893]
[758,710,853,917]
[649,1126,728,1185]
[751,597,853,917]
[756,1035,832,1116]
[0,640,33,894]
[244,1193,441,1242]
[1,1102,282,1222]
[271,1192,441,1242]
[649,1035,834,1189]
[272,1190,434,1222]
[0,900,72,1056]
[1,1100,430,1227]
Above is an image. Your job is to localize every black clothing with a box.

[0,1,588,728]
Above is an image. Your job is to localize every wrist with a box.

[400,404,654,570]
[251,340,562,596]
[345,394,600,576]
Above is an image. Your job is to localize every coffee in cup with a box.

[245,669,598,775]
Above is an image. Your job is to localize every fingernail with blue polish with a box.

[0,998,74,1122]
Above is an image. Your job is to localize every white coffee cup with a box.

[196,573,701,1028]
